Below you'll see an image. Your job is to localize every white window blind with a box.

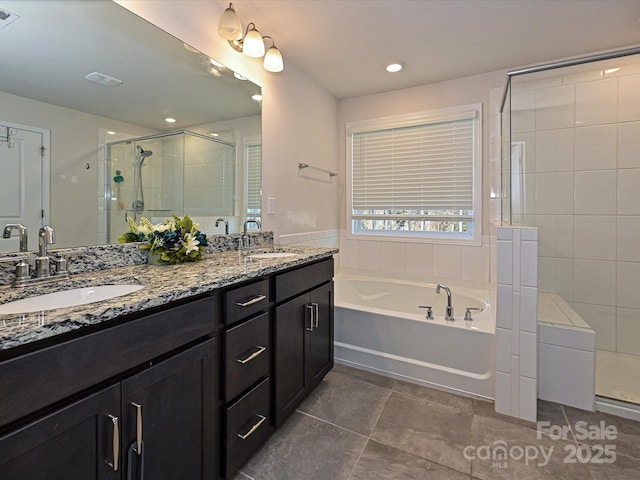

[246,143,262,217]
[347,104,481,243]
[351,116,474,212]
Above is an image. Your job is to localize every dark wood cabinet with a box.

[0,296,217,480]
[274,259,334,426]
[0,385,121,480]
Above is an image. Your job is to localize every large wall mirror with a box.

[0,0,262,251]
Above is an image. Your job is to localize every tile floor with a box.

[234,363,640,479]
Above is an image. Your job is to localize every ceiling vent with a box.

[84,72,123,87]
[0,8,19,30]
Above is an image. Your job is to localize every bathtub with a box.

[334,274,496,399]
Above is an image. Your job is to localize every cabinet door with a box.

[121,338,217,480]
[0,384,121,480]
[274,293,309,426]
[307,282,334,389]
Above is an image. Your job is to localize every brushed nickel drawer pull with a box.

[236,345,267,364]
[107,414,119,471]
[237,414,267,440]
[306,304,314,331]
[131,402,143,456]
[235,294,266,307]
[312,302,319,328]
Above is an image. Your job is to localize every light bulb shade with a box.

[263,45,284,72]
[218,3,242,41]
[243,25,265,58]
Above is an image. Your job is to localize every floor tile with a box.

[350,440,470,479]
[332,363,397,389]
[298,370,392,436]
[239,411,366,480]
[587,452,640,479]
[472,398,538,429]
[470,414,591,479]
[563,406,640,460]
[393,380,474,413]
[371,391,473,474]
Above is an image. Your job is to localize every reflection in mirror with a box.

[0,0,261,252]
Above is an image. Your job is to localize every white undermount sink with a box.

[0,284,145,315]
[249,252,298,260]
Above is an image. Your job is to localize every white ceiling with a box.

[221,0,640,99]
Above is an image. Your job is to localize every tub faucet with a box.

[242,219,261,248]
[3,223,28,252]
[436,283,454,321]
[36,225,55,278]
[215,218,229,234]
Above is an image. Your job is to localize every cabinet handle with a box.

[312,302,319,328]
[235,294,266,307]
[131,402,143,456]
[236,345,267,364]
[107,414,119,471]
[306,304,314,331]
[237,414,267,440]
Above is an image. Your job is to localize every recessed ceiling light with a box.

[165,117,176,123]
[385,62,404,73]
[210,132,220,137]
[252,94,262,102]
[106,131,116,135]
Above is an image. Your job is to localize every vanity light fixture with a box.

[218,3,284,73]
[165,117,176,123]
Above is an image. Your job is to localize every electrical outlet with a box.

[267,197,276,215]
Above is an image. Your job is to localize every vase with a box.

[147,251,168,265]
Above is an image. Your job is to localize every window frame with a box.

[346,103,483,246]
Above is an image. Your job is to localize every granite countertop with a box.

[0,246,337,353]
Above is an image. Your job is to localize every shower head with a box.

[137,145,153,165]
[137,145,153,159]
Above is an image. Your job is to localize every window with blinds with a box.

[347,104,481,243]
[246,143,262,221]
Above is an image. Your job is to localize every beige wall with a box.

[117,1,340,241]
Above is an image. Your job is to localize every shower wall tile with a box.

[574,170,616,215]
[575,78,618,126]
[617,262,640,310]
[618,121,640,168]
[616,307,640,356]
[496,327,512,373]
[535,84,575,130]
[511,90,535,133]
[617,168,640,214]
[573,259,616,306]
[574,124,617,171]
[461,244,490,282]
[573,303,616,351]
[618,74,640,122]
[617,216,640,262]
[573,215,616,261]
[535,128,574,172]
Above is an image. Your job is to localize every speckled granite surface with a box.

[0,244,336,353]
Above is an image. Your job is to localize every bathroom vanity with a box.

[0,246,335,480]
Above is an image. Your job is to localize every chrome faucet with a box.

[215,217,229,234]
[3,223,28,252]
[36,225,55,278]
[436,283,454,321]
[242,219,261,248]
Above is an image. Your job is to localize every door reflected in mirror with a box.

[0,0,261,251]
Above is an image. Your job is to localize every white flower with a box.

[183,233,200,254]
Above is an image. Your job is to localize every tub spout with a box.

[436,283,454,321]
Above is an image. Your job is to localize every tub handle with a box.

[418,305,433,320]
[464,307,482,321]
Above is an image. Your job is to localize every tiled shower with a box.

[503,51,640,408]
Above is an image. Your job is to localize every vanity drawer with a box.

[225,312,270,401]
[224,278,270,325]
[225,377,271,478]
[275,258,334,303]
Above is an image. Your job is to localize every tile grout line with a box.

[346,381,396,479]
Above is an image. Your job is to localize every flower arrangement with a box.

[118,215,209,264]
